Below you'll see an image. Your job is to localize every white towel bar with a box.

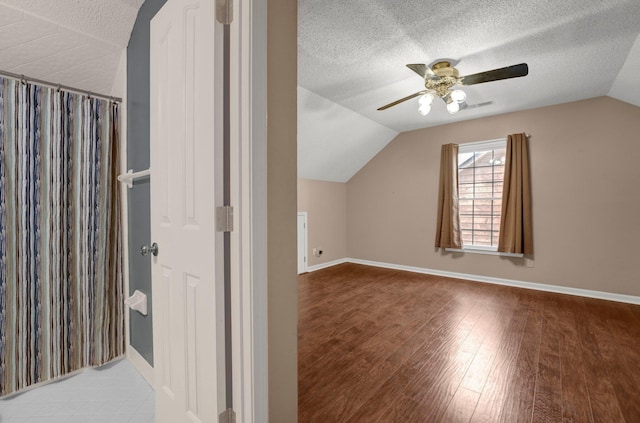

[117,168,151,188]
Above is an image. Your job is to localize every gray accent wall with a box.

[126,0,167,366]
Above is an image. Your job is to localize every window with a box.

[458,139,507,250]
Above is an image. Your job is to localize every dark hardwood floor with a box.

[298,263,640,422]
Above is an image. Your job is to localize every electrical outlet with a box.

[312,248,317,256]
[525,257,534,268]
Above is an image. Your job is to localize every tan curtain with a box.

[498,133,533,254]
[435,143,462,248]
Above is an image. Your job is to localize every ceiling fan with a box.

[378,60,528,116]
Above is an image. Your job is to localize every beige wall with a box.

[268,0,297,420]
[298,179,347,267]
[347,97,640,297]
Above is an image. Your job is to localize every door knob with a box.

[141,242,159,257]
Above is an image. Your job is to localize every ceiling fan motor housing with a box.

[425,61,461,97]
[432,61,459,78]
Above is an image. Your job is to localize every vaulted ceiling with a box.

[0,0,144,96]
[298,0,640,182]
[2,1,639,183]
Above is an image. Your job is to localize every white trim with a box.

[126,346,154,386]
[230,0,267,420]
[457,137,507,250]
[115,49,132,365]
[297,212,308,274]
[458,137,507,153]
[445,247,523,258]
[310,258,640,305]
[307,258,349,273]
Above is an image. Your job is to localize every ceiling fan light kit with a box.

[418,103,431,116]
[418,92,434,106]
[446,101,460,114]
[377,60,528,117]
[450,89,466,103]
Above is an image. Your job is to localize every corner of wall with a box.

[111,49,128,98]
[268,0,298,420]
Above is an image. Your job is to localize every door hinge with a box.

[219,408,236,423]
[216,0,233,24]
[216,206,234,232]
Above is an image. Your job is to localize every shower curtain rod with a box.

[0,69,122,103]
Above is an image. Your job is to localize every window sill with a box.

[444,247,524,258]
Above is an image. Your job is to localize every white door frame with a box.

[229,0,268,421]
[121,0,268,420]
[297,212,308,274]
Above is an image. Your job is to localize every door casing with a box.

[297,212,308,274]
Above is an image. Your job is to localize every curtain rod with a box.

[0,69,122,103]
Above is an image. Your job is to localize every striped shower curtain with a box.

[0,78,124,397]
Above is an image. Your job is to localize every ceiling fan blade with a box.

[459,100,494,111]
[377,90,427,111]
[461,63,528,86]
[406,64,439,81]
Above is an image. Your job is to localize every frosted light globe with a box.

[450,89,467,103]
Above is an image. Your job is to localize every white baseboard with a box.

[126,345,154,386]
[313,257,640,305]
[307,258,349,273]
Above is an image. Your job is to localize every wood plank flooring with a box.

[298,263,640,422]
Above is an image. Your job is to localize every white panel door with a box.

[150,0,225,422]
[297,212,307,274]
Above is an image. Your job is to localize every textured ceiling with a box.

[0,0,143,95]
[298,0,640,181]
